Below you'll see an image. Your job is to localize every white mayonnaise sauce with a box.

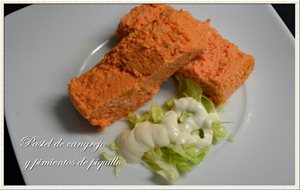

[116,97,218,163]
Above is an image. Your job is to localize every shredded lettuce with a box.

[107,143,118,151]
[100,151,126,177]
[142,147,180,183]
[211,121,227,144]
[178,111,194,123]
[164,144,210,165]
[201,96,215,113]
[127,102,165,128]
[165,97,176,109]
[176,75,203,102]
[175,74,227,145]
[112,75,229,183]
[191,128,206,139]
[227,134,234,142]
[142,144,210,183]
[148,102,165,123]
[127,112,144,128]
[175,75,218,114]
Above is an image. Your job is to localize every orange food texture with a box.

[69,10,213,130]
[116,4,255,104]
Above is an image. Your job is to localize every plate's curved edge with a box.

[4,5,33,20]
[3,116,28,184]
[268,4,295,42]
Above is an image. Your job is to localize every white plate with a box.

[5,4,295,185]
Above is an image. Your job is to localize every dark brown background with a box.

[4,4,295,185]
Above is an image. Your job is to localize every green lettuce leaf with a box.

[128,102,165,127]
[175,75,219,114]
[175,75,203,102]
[142,144,210,183]
[201,96,215,113]
[166,144,210,165]
[211,121,227,144]
[142,147,180,183]
[227,134,234,142]
[165,97,176,109]
[121,76,228,183]
[107,143,118,151]
[127,112,144,128]
[161,146,192,172]
[178,111,194,123]
[148,102,165,123]
[100,151,126,177]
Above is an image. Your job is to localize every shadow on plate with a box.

[149,174,171,185]
[107,37,118,49]
[53,38,120,134]
[54,96,98,134]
